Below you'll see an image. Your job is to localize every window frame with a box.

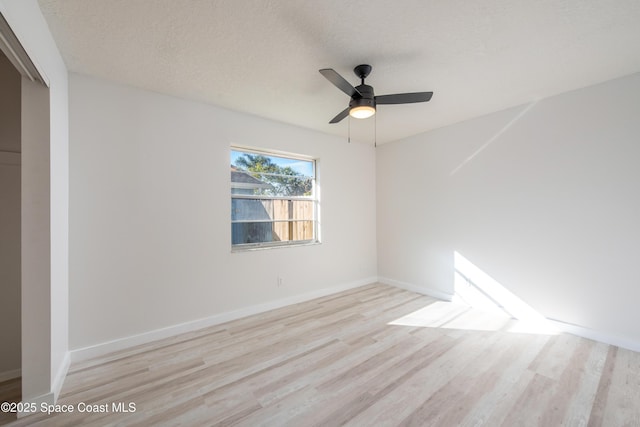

[230,146,319,251]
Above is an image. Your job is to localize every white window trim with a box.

[231,146,320,251]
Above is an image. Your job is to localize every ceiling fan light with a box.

[349,105,376,119]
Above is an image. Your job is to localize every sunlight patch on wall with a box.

[453,251,558,334]
[449,101,538,176]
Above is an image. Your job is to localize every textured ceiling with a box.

[38,0,640,144]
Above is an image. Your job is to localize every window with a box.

[231,147,318,249]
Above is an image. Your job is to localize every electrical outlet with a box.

[277,276,284,287]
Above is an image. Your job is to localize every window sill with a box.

[231,241,321,253]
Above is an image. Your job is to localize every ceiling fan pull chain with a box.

[374,113,377,148]
[348,115,351,143]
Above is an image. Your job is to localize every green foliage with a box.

[234,154,312,197]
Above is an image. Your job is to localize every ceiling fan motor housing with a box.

[350,84,376,110]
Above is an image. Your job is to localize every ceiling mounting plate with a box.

[354,64,372,80]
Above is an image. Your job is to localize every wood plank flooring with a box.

[4,283,640,426]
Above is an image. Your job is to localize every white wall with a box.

[0,0,69,404]
[69,73,377,351]
[377,72,640,348]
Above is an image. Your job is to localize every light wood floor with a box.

[5,283,640,426]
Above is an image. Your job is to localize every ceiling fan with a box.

[319,64,433,124]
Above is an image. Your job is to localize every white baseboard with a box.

[18,392,54,418]
[71,277,377,363]
[378,276,454,301]
[52,351,71,402]
[1,358,68,414]
[0,368,21,382]
[7,356,67,416]
[548,319,640,353]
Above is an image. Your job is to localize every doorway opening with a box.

[0,47,22,424]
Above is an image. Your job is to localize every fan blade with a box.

[375,92,433,104]
[320,69,362,98]
[329,107,350,124]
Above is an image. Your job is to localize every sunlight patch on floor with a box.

[388,300,514,332]
[389,300,559,334]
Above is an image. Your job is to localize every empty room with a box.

[1,0,640,425]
